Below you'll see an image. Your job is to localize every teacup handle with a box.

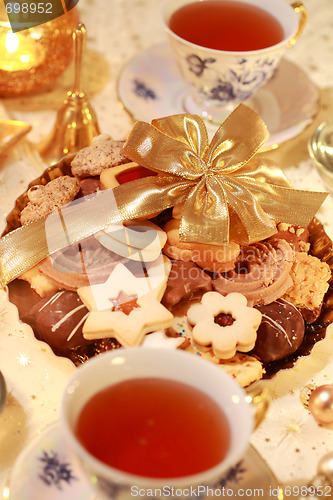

[288,1,308,46]
[245,385,271,429]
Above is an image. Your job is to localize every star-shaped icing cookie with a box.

[77,256,173,346]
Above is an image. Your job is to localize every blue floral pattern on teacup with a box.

[186,54,216,77]
[133,79,158,101]
[209,81,236,102]
[215,459,247,488]
[38,450,77,490]
[185,53,279,104]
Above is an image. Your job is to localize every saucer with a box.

[117,43,320,150]
[5,422,278,500]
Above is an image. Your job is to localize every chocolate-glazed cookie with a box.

[162,260,212,308]
[252,299,305,364]
[23,290,93,353]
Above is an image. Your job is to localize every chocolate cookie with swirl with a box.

[252,299,305,364]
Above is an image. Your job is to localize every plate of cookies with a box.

[2,108,333,388]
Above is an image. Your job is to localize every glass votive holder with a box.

[0,4,79,97]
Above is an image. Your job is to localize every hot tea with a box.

[75,377,231,478]
[168,0,284,51]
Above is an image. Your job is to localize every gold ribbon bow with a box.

[122,104,327,245]
[0,104,327,287]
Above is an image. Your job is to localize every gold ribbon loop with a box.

[123,104,327,245]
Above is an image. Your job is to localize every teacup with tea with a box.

[161,0,307,122]
[61,348,269,500]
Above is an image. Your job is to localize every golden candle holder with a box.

[0,4,79,97]
[37,23,101,165]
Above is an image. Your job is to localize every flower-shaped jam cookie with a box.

[187,292,262,359]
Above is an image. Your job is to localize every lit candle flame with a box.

[0,28,45,71]
[5,30,19,53]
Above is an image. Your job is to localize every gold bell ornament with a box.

[38,23,100,165]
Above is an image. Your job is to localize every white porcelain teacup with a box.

[61,348,268,500]
[160,0,307,123]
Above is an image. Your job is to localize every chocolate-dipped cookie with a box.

[252,299,305,364]
[162,260,212,308]
[23,290,93,353]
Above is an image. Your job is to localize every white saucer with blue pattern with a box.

[5,422,278,499]
[118,43,319,151]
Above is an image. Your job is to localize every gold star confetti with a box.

[17,353,32,367]
[276,417,307,446]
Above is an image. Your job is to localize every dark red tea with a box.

[75,377,230,478]
[168,0,285,51]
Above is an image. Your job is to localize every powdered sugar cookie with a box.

[187,291,262,359]
[217,353,264,387]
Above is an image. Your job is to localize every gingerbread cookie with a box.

[71,135,129,178]
[20,176,80,225]
[187,291,262,359]
[163,218,240,272]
